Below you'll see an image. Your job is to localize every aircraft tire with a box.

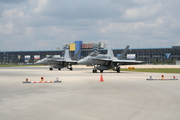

[100,70,103,73]
[58,68,61,70]
[116,67,120,73]
[70,68,73,70]
[92,69,97,73]
[49,67,53,71]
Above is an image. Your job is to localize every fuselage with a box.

[78,54,118,65]
[36,57,66,65]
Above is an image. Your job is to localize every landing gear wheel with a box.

[92,69,97,73]
[58,68,61,70]
[49,67,53,71]
[116,67,120,73]
[100,70,103,73]
[70,67,73,70]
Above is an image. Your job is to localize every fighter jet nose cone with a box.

[36,61,39,64]
[36,60,42,64]
[77,60,84,64]
[77,61,81,64]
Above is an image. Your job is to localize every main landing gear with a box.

[92,66,120,73]
[49,67,53,70]
[68,64,73,71]
[49,67,61,71]
[92,69,104,73]
[116,67,120,73]
[92,69,97,73]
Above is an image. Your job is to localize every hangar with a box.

[0,41,180,64]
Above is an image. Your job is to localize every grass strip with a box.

[121,68,180,73]
[1,65,179,73]
[0,65,42,67]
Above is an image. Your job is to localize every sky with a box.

[0,0,180,51]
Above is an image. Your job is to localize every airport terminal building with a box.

[0,41,180,64]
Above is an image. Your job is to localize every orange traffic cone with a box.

[99,74,104,82]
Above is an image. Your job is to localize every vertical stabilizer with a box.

[118,46,129,59]
[64,49,71,60]
[72,49,82,60]
[107,47,115,58]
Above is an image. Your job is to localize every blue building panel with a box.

[74,41,82,57]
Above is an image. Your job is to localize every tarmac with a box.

[0,65,180,120]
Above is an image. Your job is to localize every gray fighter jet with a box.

[78,46,145,73]
[36,49,78,71]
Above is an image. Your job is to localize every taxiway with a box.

[0,66,180,120]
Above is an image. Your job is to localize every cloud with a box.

[0,0,180,51]
[29,0,47,14]
[123,2,163,21]
[0,0,28,4]
[39,0,120,19]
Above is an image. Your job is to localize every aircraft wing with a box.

[91,58,113,61]
[112,59,145,65]
[52,59,65,62]
[65,60,78,65]
[50,59,77,63]
[66,60,78,63]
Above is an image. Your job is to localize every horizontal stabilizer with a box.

[112,59,145,65]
